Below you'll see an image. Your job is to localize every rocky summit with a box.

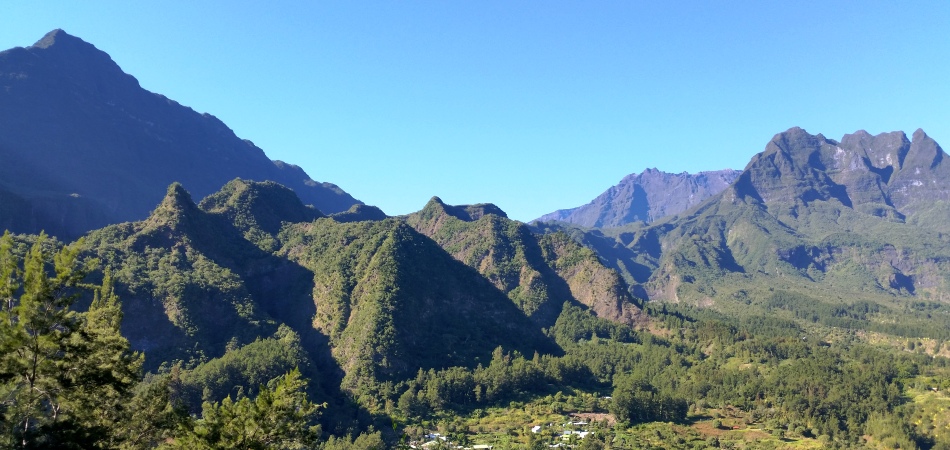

[732,127,950,221]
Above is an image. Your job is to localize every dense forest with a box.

[2,228,949,449]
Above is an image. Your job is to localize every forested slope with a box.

[406,196,641,326]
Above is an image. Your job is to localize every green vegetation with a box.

[3,178,950,448]
[0,232,140,448]
[277,217,553,408]
[384,301,949,449]
[198,178,321,252]
[176,325,315,411]
[0,231,357,449]
[162,369,322,450]
[406,197,639,326]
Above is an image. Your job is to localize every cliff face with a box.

[0,29,361,240]
[731,127,950,220]
[536,168,740,228]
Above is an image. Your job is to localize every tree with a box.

[115,373,189,450]
[610,376,687,425]
[320,429,385,450]
[164,368,321,450]
[0,232,142,448]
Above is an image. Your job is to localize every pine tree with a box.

[164,368,321,450]
[115,374,188,450]
[0,232,141,448]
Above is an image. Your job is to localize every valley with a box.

[0,30,949,450]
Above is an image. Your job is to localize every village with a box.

[410,415,598,449]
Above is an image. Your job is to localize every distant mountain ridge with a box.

[535,168,740,228]
[544,128,950,312]
[0,29,363,239]
[734,127,950,221]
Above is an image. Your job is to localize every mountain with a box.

[3,28,948,448]
[554,128,950,336]
[0,29,363,240]
[84,180,556,411]
[535,168,740,228]
[198,178,324,251]
[278,216,556,403]
[406,197,641,326]
[329,204,389,223]
[83,182,295,368]
[737,127,950,225]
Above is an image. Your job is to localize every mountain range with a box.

[3,29,950,447]
[0,29,646,409]
[4,29,950,347]
[83,179,564,406]
[536,127,950,342]
[0,29,362,240]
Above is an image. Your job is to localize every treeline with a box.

[394,346,594,417]
[764,290,950,339]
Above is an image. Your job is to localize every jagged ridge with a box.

[559,128,950,312]
[535,168,740,228]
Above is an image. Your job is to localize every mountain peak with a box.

[459,203,507,220]
[535,168,740,227]
[197,179,322,250]
[33,29,69,48]
[162,182,199,212]
[199,178,323,230]
[330,204,388,223]
[137,182,208,236]
[32,29,96,52]
[0,30,362,238]
[11,28,141,101]
[769,127,829,150]
[777,126,806,136]
[419,197,506,222]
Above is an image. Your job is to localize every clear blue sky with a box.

[3,2,949,221]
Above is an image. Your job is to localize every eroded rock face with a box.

[732,127,950,219]
[733,127,853,208]
[884,130,950,215]
[535,168,740,228]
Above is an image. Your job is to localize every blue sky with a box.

[3,2,949,221]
